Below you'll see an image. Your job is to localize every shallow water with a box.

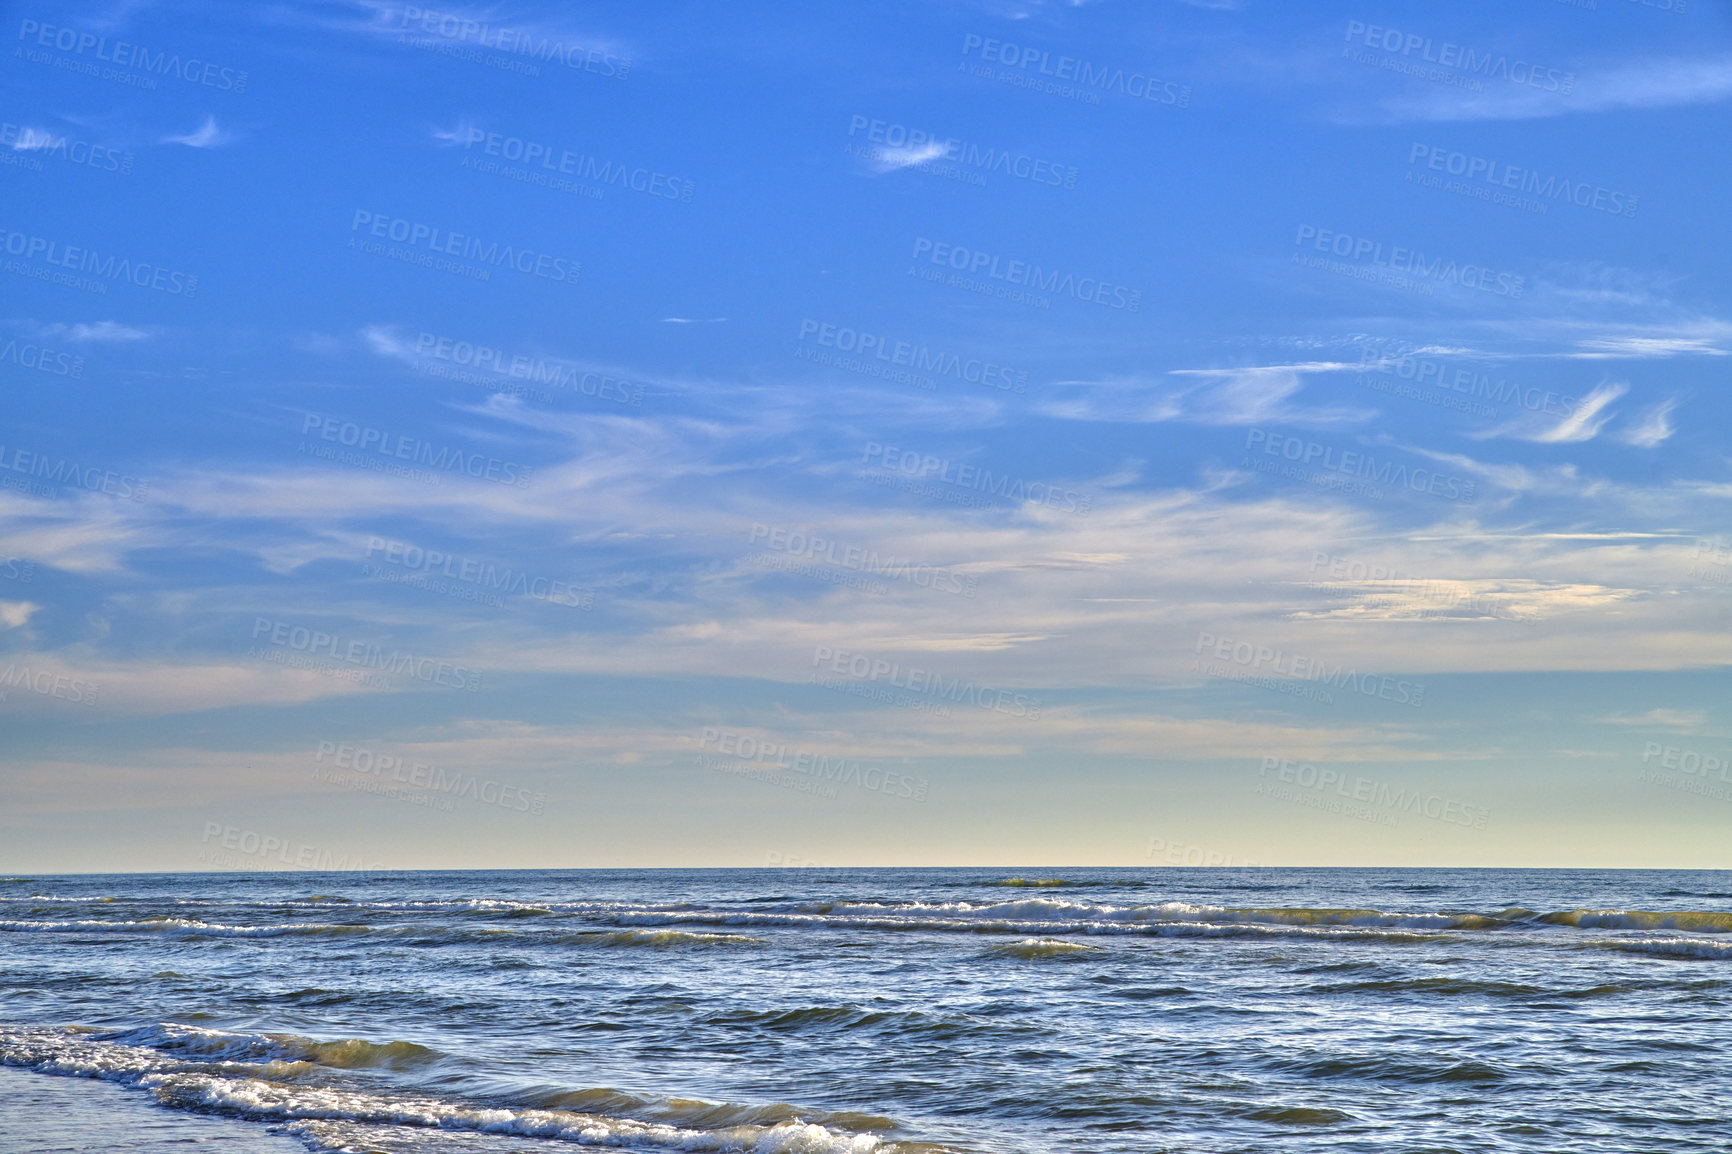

[2,868,1729,1152]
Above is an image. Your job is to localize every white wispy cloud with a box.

[0,600,39,630]
[40,321,151,343]
[859,139,950,174]
[1041,364,1372,427]
[1531,381,1628,443]
[1373,53,1732,123]
[1596,708,1709,732]
[430,118,479,147]
[0,492,155,575]
[361,324,416,362]
[1290,578,1641,625]
[1618,399,1679,448]
[1474,381,1628,444]
[163,116,232,148]
[11,127,64,152]
[1569,336,1729,359]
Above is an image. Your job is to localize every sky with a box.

[3,0,1731,872]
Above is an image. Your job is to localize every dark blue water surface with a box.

[3,868,1730,1152]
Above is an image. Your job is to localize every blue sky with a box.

[3,0,1731,871]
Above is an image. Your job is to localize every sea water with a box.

[2,868,1729,1152]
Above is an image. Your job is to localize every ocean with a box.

[1,868,1729,1153]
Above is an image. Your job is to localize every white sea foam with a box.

[0,917,371,937]
[1590,937,1732,961]
[0,1026,892,1153]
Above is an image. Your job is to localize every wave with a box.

[0,918,373,938]
[516,1084,897,1133]
[1272,1051,1508,1084]
[1588,937,1732,961]
[11,898,1730,952]
[1239,1104,1354,1125]
[1313,977,1544,998]
[0,1026,903,1153]
[578,929,766,949]
[983,938,1103,959]
[96,1023,444,1071]
[1539,909,1732,934]
[603,906,1455,944]
[0,894,122,903]
[153,1074,889,1153]
[794,898,1525,930]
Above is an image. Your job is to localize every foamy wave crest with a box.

[606,905,1452,944]
[99,1023,443,1070]
[148,1073,887,1152]
[582,929,766,948]
[1590,937,1732,961]
[0,1026,896,1154]
[6,1025,907,1143]
[984,938,1103,959]
[607,898,1499,937]
[1541,909,1732,934]
[816,898,1512,930]
[0,917,372,938]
